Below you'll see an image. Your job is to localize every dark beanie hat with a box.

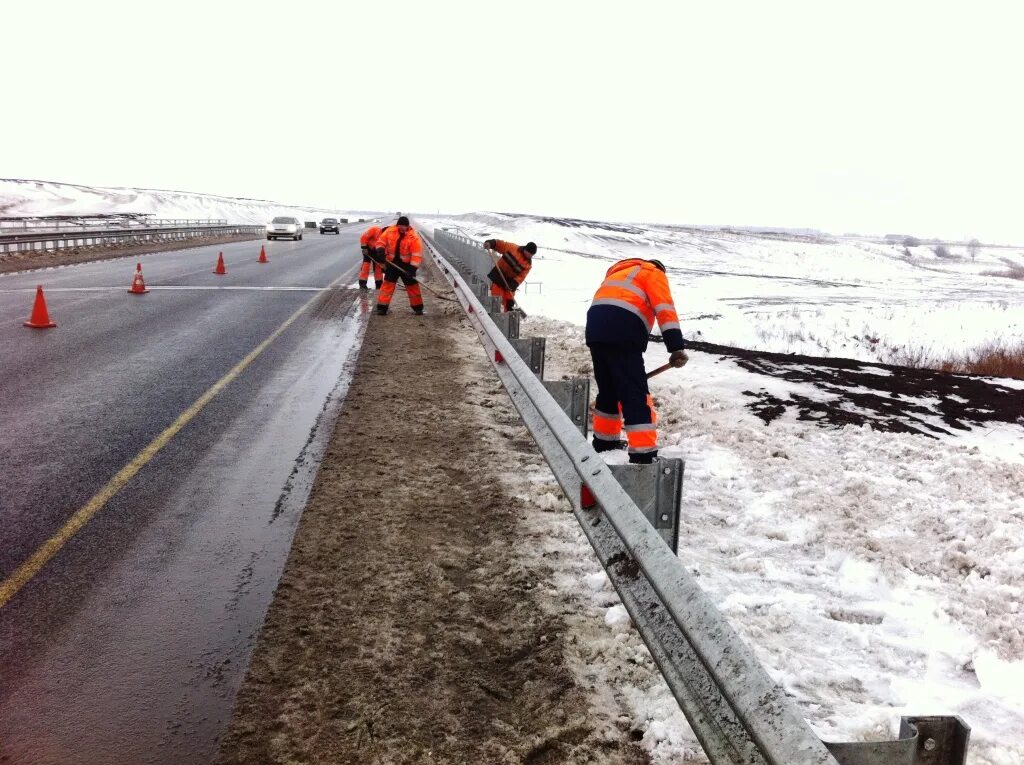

[524,241,537,254]
[397,215,410,226]
[649,259,666,272]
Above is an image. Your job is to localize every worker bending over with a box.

[483,239,537,312]
[585,258,687,464]
[359,224,388,289]
[374,216,425,315]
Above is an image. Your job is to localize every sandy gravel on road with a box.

[216,266,648,764]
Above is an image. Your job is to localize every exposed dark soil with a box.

[688,340,1024,437]
[0,233,262,274]
[215,263,648,764]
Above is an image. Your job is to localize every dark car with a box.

[319,218,340,234]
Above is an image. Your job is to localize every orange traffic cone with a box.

[213,252,227,275]
[24,285,57,329]
[258,245,268,264]
[128,262,150,294]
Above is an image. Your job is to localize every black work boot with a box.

[376,305,388,316]
[374,281,382,289]
[359,280,368,290]
[413,306,424,315]
[628,452,658,465]
[592,438,627,453]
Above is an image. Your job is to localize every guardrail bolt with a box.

[923,738,937,752]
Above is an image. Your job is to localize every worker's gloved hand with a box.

[360,245,369,255]
[374,247,387,260]
[483,239,496,250]
[404,265,418,281]
[669,350,689,368]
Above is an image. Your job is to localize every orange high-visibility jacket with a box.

[587,259,683,351]
[360,226,384,249]
[375,226,423,268]
[487,240,533,290]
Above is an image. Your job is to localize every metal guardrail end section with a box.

[825,716,970,765]
[423,228,970,765]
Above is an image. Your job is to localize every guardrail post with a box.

[606,458,683,553]
[825,715,970,765]
[509,337,545,378]
[485,296,503,314]
[491,311,520,340]
[542,379,590,436]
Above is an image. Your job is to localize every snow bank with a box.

[0,178,383,225]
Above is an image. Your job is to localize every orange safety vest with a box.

[360,226,384,248]
[375,226,423,268]
[488,240,533,289]
[590,259,680,334]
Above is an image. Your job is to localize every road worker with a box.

[585,258,687,464]
[482,239,537,312]
[374,216,425,315]
[359,224,388,289]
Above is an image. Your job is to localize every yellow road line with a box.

[0,274,351,610]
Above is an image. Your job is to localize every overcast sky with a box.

[4,1,1023,241]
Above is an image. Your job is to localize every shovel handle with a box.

[646,362,673,379]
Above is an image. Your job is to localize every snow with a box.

[419,211,1024,365]
[0,178,384,225]
[424,212,1024,763]
[5,179,1021,760]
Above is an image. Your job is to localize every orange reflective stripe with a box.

[626,428,657,451]
[593,413,623,438]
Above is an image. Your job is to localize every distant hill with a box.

[0,178,381,224]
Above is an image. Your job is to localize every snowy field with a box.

[419,211,1024,367]
[420,213,1024,764]
[0,178,383,226]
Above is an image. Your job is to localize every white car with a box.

[267,216,303,241]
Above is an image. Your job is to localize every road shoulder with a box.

[216,271,647,764]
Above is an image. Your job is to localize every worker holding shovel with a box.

[482,238,537,312]
[374,216,425,315]
[585,258,687,464]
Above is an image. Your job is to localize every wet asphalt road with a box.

[0,226,373,764]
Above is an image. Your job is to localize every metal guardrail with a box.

[424,226,971,765]
[0,217,229,233]
[0,223,265,256]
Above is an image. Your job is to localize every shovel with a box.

[647,352,689,379]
